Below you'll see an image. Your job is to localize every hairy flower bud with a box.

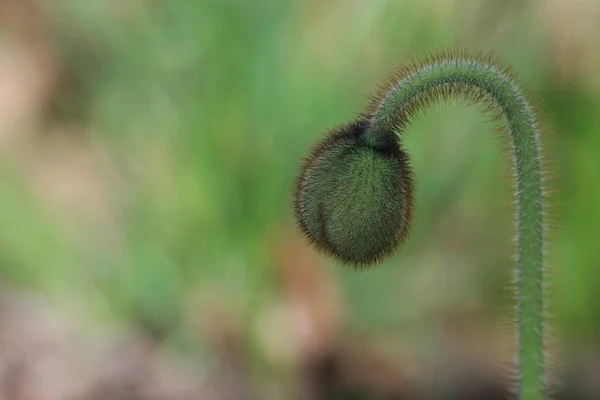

[293,118,414,267]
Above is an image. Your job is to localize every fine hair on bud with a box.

[293,118,415,268]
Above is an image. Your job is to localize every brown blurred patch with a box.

[542,0,600,90]
[0,0,59,142]
[267,233,413,398]
[420,357,513,400]
[272,234,341,358]
[554,346,600,400]
[0,287,211,400]
[300,344,411,399]
[186,284,256,400]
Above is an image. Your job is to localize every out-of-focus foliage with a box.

[0,0,599,397]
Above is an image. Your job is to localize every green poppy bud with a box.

[293,119,414,267]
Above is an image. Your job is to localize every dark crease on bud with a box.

[293,118,415,267]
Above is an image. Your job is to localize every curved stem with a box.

[366,57,545,400]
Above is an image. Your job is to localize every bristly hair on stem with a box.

[293,49,549,400]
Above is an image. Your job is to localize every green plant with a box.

[293,51,547,400]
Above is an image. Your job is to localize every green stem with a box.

[366,57,545,400]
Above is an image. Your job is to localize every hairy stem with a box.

[366,57,545,400]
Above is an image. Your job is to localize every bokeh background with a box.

[0,0,599,398]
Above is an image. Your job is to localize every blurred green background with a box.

[0,0,599,397]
